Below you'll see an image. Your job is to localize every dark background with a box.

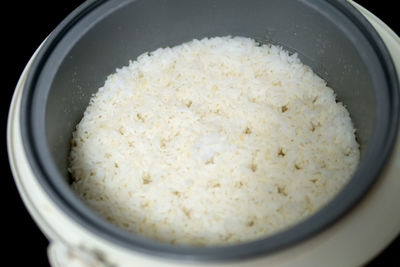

[3,1,398,266]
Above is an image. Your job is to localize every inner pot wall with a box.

[19,0,398,261]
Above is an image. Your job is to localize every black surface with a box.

[3,1,398,266]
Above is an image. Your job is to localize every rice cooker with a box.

[7,0,400,266]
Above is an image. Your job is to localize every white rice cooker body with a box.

[7,1,400,266]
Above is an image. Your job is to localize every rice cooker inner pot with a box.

[20,0,399,261]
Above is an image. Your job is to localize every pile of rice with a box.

[69,36,360,246]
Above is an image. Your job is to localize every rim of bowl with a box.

[18,0,399,262]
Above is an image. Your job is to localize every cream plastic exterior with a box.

[7,1,400,266]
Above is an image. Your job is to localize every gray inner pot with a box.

[20,0,399,262]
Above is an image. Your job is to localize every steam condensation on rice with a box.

[69,36,360,246]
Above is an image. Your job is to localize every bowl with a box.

[14,0,400,263]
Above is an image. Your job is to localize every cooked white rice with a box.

[69,36,360,246]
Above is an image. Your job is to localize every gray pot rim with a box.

[19,0,400,262]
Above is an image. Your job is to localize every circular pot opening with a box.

[20,0,399,261]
